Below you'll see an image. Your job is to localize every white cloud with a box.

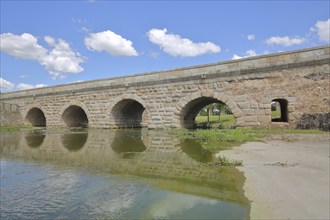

[16,83,47,90]
[41,36,85,79]
[35,84,47,88]
[247,34,255,40]
[232,50,257,60]
[0,33,47,60]
[0,77,15,91]
[0,77,48,92]
[81,26,91,33]
[16,83,34,90]
[44,35,56,46]
[148,51,160,58]
[265,36,306,47]
[147,28,220,57]
[0,33,85,80]
[84,30,138,56]
[311,19,330,42]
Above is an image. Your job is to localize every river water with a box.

[0,129,250,219]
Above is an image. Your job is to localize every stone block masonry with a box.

[0,102,21,126]
[0,45,329,130]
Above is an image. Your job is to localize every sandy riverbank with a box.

[220,134,330,220]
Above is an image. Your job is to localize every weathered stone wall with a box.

[0,103,22,126]
[0,46,329,129]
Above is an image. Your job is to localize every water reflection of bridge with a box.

[0,129,248,205]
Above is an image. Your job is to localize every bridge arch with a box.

[174,90,244,129]
[109,94,149,128]
[25,107,47,127]
[60,102,90,128]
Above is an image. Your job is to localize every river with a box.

[0,128,250,219]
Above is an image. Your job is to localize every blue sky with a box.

[0,0,329,92]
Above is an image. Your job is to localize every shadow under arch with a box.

[111,129,147,158]
[25,107,46,127]
[111,98,147,128]
[62,105,89,128]
[175,91,243,129]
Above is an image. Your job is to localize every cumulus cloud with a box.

[44,35,56,46]
[311,18,330,42]
[0,77,15,91]
[148,51,160,59]
[147,28,220,57]
[0,33,85,80]
[232,50,257,60]
[0,77,46,92]
[16,83,47,90]
[84,30,138,56]
[42,36,85,79]
[0,33,47,60]
[265,36,306,47]
[247,34,255,40]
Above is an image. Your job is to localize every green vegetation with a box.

[0,125,33,132]
[171,127,328,153]
[271,110,281,119]
[171,128,259,152]
[196,111,286,128]
[196,103,233,129]
[254,128,327,135]
[195,115,235,129]
[209,156,243,166]
[200,155,243,167]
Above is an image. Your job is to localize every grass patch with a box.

[213,156,242,166]
[271,110,281,119]
[254,128,327,135]
[170,127,328,153]
[195,115,235,129]
[200,156,243,167]
[0,125,33,132]
[170,128,260,152]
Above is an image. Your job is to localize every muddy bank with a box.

[220,134,330,219]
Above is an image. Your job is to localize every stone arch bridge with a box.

[1,46,329,129]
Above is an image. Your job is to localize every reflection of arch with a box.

[174,90,243,129]
[111,129,146,158]
[109,94,149,128]
[25,130,46,148]
[25,107,46,127]
[61,130,88,152]
[179,139,213,162]
[61,104,89,128]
